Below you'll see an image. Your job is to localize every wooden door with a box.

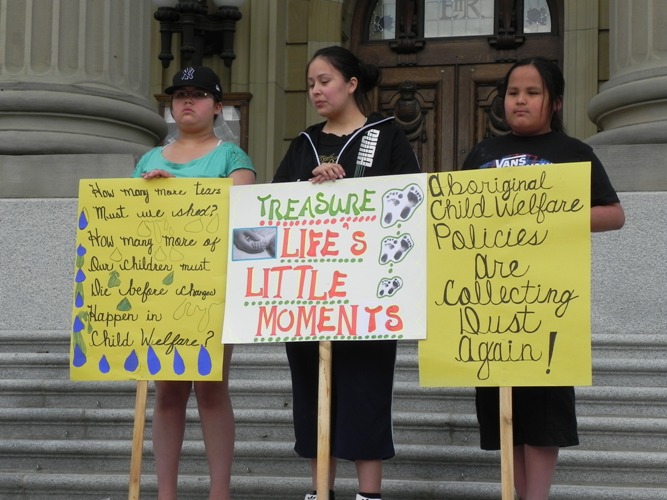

[352,0,564,172]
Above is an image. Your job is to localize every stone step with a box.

[1,439,665,488]
[0,331,68,354]
[3,331,667,498]
[590,333,667,359]
[2,378,667,420]
[2,471,665,500]
[0,407,292,442]
[575,385,667,418]
[0,351,293,381]
[4,331,667,360]
[2,406,666,452]
[2,350,666,387]
[590,358,667,386]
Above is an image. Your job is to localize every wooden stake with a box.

[316,341,333,500]
[128,380,148,500]
[499,386,514,500]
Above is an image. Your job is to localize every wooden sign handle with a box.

[316,341,333,500]
[500,386,514,500]
[128,380,148,500]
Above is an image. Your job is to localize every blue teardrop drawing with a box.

[99,355,111,374]
[72,344,87,367]
[173,348,185,375]
[75,269,86,283]
[75,292,84,308]
[73,316,85,333]
[148,346,162,375]
[77,244,87,257]
[124,350,139,372]
[198,345,212,376]
[78,210,88,230]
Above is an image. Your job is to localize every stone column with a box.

[563,0,599,140]
[0,0,166,155]
[587,0,667,191]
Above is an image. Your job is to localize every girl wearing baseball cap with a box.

[133,66,255,500]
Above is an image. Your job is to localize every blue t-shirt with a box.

[132,141,254,178]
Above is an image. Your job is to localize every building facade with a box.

[1,0,665,390]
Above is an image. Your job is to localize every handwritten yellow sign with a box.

[419,163,591,387]
[70,178,231,381]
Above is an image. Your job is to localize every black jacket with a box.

[273,113,420,183]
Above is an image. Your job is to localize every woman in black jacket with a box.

[273,46,420,500]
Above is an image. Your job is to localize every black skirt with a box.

[475,386,579,450]
[286,339,397,461]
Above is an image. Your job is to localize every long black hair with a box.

[307,46,381,116]
[502,57,565,133]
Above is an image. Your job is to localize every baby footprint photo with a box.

[381,183,424,227]
[232,227,278,261]
[377,277,404,298]
[379,234,414,264]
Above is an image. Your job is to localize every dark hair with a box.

[307,46,381,115]
[502,57,565,133]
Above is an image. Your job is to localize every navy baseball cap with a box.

[165,66,223,101]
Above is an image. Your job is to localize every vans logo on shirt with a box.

[495,155,532,167]
[481,154,552,169]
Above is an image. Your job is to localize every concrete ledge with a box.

[0,154,138,198]
[588,143,667,191]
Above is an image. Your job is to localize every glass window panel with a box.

[424,0,494,38]
[524,0,552,33]
[368,0,397,41]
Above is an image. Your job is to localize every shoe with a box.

[304,491,335,500]
[355,495,381,500]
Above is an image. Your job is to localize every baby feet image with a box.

[377,277,404,298]
[381,183,424,227]
[379,234,414,264]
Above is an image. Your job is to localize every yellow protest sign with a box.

[419,163,591,387]
[70,178,231,381]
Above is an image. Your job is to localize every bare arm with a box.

[591,202,625,232]
[229,168,256,186]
